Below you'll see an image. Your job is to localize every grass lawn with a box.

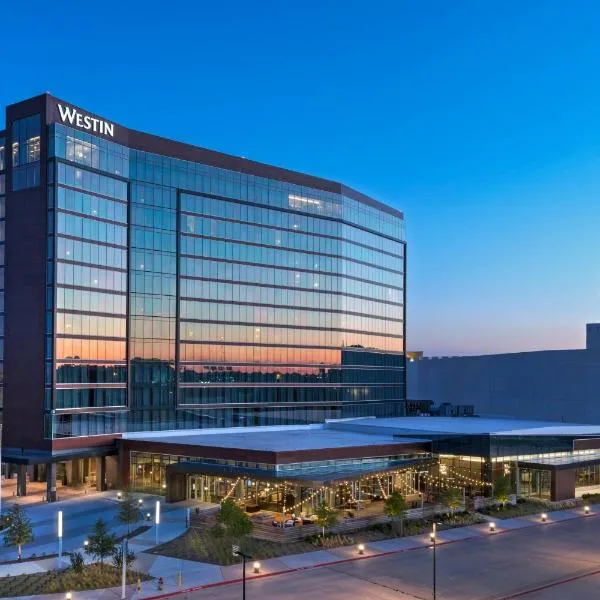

[0,565,151,598]
[150,512,485,565]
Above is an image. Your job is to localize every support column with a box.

[96,457,107,492]
[46,462,57,502]
[71,459,82,485]
[16,465,27,497]
[106,456,118,490]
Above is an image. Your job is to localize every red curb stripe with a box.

[140,511,598,600]
[496,567,600,599]
[139,537,467,599]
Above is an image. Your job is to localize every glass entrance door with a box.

[189,475,201,500]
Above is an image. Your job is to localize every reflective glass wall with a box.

[47,124,405,436]
[49,126,128,436]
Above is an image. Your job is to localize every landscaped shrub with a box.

[69,552,84,573]
[209,523,225,538]
[311,533,355,548]
[111,547,136,570]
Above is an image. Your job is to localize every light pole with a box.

[120,537,127,600]
[155,500,160,545]
[58,510,63,560]
[430,522,437,600]
[232,544,248,600]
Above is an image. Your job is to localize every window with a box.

[28,136,40,162]
[12,142,19,167]
[0,138,5,171]
[11,114,41,191]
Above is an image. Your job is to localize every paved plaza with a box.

[0,492,187,566]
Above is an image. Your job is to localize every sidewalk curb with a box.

[138,510,598,600]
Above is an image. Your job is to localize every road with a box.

[185,514,600,599]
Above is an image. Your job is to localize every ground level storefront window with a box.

[519,467,551,499]
[575,464,600,488]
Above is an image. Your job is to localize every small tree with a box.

[441,487,463,521]
[384,491,407,535]
[4,504,33,560]
[494,475,512,507]
[86,519,116,569]
[315,502,338,538]
[217,500,253,538]
[118,491,142,535]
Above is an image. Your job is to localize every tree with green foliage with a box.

[3,504,33,560]
[85,519,116,568]
[217,500,253,538]
[118,491,142,535]
[494,475,512,507]
[315,502,338,538]
[441,487,463,520]
[384,491,408,535]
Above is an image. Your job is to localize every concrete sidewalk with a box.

[0,493,187,574]
[4,503,597,599]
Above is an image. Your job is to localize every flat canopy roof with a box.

[328,417,600,437]
[123,424,425,452]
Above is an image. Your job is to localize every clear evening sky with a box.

[3,1,600,356]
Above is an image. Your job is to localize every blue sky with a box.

[3,1,600,355]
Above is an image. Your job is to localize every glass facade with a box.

[130,449,429,496]
[38,120,405,437]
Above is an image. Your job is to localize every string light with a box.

[376,475,389,499]
[446,466,493,487]
[220,477,242,503]
[287,486,329,513]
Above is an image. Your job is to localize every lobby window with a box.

[11,113,41,191]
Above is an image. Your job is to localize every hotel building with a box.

[0,94,406,499]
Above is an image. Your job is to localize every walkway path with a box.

[0,492,187,567]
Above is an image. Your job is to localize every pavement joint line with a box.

[493,565,600,599]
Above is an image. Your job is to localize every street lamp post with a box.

[58,510,63,560]
[430,522,437,600]
[232,544,248,600]
[120,537,127,600]
[155,501,160,545]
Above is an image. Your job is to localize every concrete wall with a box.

[408,348,600,424]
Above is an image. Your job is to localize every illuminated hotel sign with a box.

[57,104,114,137]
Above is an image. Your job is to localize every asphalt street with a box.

[185,513,600,600]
